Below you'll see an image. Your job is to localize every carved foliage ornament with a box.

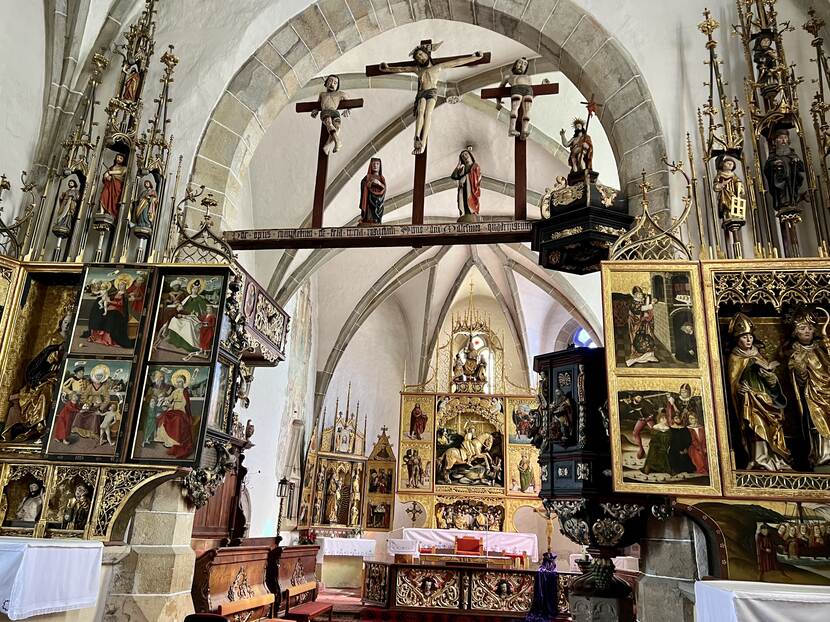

[469,570,534,612]
[713,269,830,312]
[395,568,460,609]
[181,440,236,508]
[591,518,625,546]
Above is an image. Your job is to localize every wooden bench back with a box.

[216,592,275,616]
[284,580,319,614]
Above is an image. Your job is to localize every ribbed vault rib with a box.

[502,244,603,344]
[419,253,475,385]
[313,245,448,417]
[491,244,532,377]
[470,246,530,386]
[418,265,438,383]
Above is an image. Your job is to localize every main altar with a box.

[395,295,542,542]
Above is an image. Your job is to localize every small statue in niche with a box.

[358,158,386,225]
[495,57,534,139]
[713,155,747,229]
[52,178,81,237]
[132,178,158,233]
[121,62,140,102]
[786,306,830,467]
[61,483,91,530]
[4,302,75,442]
[15,480,44,523]
[326,471,342,523]
[763,129,805,216]
[560,118,594,175]
[98,153,128,219]
[311,75,350,155]
[752,33,782,108]
[726,312,792,471]
[451,148,481,223]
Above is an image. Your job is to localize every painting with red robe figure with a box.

[149,274,224,364]
[45,357,132,461]
[69,267,150,356]
[131,364,209,464]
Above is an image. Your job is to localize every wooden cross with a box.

[481,79,559,220]
[295,94,364,229]
[365,40,491,225]
[405,501,423,526]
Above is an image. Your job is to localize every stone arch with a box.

[192,0,669,226]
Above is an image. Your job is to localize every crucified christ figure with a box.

[310,75,351,155]
[496,57,534,139]
[376,43,483,155]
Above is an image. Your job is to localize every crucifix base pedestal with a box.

[532,181,632,275]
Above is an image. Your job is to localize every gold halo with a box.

[187,278,204,294]
[171,369,191,387]
[113,273,134,289]
[90,364,111,380]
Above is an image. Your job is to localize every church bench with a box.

[216,592,277,620]
[283,581,333,622]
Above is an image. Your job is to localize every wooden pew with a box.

[283,581,332,622]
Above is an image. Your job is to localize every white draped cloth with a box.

[0,537,102,619]
[387,539,419,557]
[695,580,830,622]
[316,537,376,563]
[401,528,539,562]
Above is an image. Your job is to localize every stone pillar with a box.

[102,480,196,621]
[636,515,706,622]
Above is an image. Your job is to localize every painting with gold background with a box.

[399,439,433,492]
[0,272,80,446]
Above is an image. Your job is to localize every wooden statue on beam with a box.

[531,96,633,275]
[366,40,490,225]
[295,75,364,228]
[451,147,481,223]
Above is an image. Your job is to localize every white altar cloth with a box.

[401,528,539,562]
[387,539,419,557]
[695,580,830,622]
[0,537,103,619]
[316,537,376,563]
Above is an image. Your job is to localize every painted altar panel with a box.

[365,429,396,531]
[702,259,830,499]
[434,394,505,494]
[602,261,721,497]
[506,396,541,497]
[399,393,435,493]
[682,498,830,585]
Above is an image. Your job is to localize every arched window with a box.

[573,327,596,349]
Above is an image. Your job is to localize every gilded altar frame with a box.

[601,260,722,497]
[701,258,830,500]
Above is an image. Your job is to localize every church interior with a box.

[0,1,829,621]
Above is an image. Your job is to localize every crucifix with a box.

[365,40,491,225]
[405,501,423,527]
[481,62,559,220]
[295,75,364,229]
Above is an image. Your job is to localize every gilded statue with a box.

[786,307,830,467]
[727,312,792,471]
[452,338,487,385]
[4,303,75,441]
[61,483,91,530]
[326,470,342,523]
[713,155,747,230]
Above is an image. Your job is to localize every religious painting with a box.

[43,467,97,535]
[0,464,49,532]
[402,394,435,442]
[434,496,504,531]
[130,364,210,464]
[602,264,702,371]
[506,397,537,444]
[507,445,541,496]
[687,500,830,585]
[608,376,720,496]
[702,260,830,498]
[149,274,225,363]
[368,467,394,494]
[205,359,233,433]
[0,276,80,445]
[45,358,133,461]
[399,441,433,491]
[69,266,150,356]
[367,501,392,529]
[435,395,504,491]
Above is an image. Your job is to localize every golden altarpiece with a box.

[397,299,541,533]
[0,0,289,546]
[595,1,830,588]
